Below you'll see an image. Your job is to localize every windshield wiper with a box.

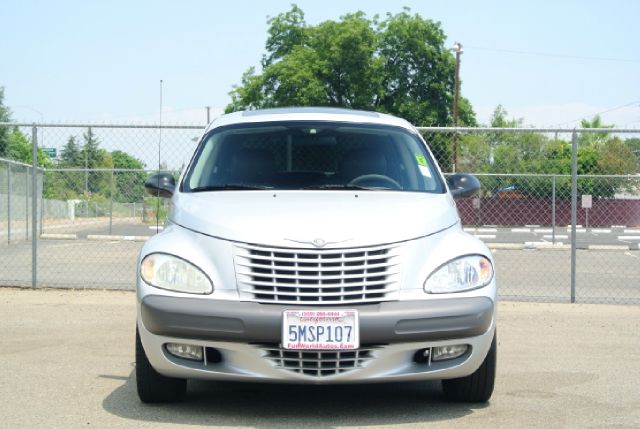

[190,184,273,192]
[302,184,374,191]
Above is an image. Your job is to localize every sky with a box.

[1,0,639,128]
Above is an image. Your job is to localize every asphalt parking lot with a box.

[1,288,639,428]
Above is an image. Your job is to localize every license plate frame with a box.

[282,309,359,350]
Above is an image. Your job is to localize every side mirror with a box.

[447,173,480,199]
[145,172,176,198]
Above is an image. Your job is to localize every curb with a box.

[87,234,149,242]
[40,233,78,240]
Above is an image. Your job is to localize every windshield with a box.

[182,121,445,193]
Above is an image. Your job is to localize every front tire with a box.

[136,327,187,403]
[442,331,496,402]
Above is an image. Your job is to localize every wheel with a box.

[348,174,402,189]
[136,327,187,403]
[442,331,496,403]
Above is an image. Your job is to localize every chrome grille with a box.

[234,243,401,304]
[261,345,379,377]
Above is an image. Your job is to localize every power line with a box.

[466,45,640,63]
[555,100,640,127]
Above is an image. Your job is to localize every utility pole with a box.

[206,106,211,124]
[452,42,463,173]
[84,128,90,195]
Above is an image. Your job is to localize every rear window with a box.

[182,121,444,193]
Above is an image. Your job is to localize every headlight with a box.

[140,253,213,294]
[424,255,493,294]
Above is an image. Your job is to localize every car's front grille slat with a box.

[234,243,401,304]
[236,260,399,272]
[242,278,395,289]
[260,345,381,377]
[240,271,396,282]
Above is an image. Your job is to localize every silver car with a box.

[136,107,496,403]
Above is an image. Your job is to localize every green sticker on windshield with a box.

[415,155,428,166]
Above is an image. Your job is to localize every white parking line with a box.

[524,241,568,249]
[543,234,568,239]
[511,228,531,233]
[40,233,77,240]
[534,228,552,233]
[474,234,496,239]
[463,228,476,232]
[591,229,611,234]
[525,224,540,228]
[487,243,524,250]
[623,229,640,234]
[477,228,497,233]
[566,228,586,233]
[588,245,630,250]
[618,236,640,241]
[87,234,149,242]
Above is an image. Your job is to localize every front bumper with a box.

[141,295,493,343]
[138,296,495,383]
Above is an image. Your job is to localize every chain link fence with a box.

[0,122,638,303]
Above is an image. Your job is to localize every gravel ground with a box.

[1,288,639,428]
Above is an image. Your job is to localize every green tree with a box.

[596,137,637,175]
[80,128,113,195]
[579,115,613,146]
[60,136,82,167]
[376,9,475,126]
[486,105,525,148]
[457,134,491,173]
[5,127,49,166]
[226,6,475,127]
[0,87,11,157]
[625,137,640,167]
[111,150,146,203]
[50,136,85,198]
[263,4,308,67]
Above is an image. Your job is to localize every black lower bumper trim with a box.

[140,295,493,344]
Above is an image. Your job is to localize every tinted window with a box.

[182,122,444,193]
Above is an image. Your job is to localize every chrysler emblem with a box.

[285,237,352,248]
[312,238,326,247]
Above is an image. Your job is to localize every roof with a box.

[205,107,415,133]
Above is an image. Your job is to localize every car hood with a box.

[170,191,459,248]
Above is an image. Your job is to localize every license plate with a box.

[282,309,359,350]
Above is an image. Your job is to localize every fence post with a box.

[551,175,556,244]
[570,131,578,303]
[39,172,44,236]
[109,169,114,234]
[7,164,11,244]
[31,126,38,289]
[84,127,90,195]
[25,166,29,241]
